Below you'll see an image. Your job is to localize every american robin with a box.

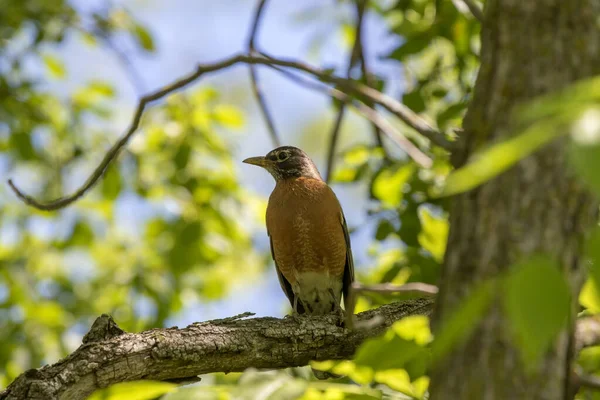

[243,146,354,321]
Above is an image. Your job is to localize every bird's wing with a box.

[268,232,305,314]
[340,210,355,311]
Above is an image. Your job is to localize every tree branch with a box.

[263,65,432,168]
[325,0,366,183]
[461,0,484,23]
[575,316,600,352]
[8,52,447,211]
[0,299,434,400]
[355,1,386,157]
[247,0,281,147]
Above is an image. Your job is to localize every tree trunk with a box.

[430,1,600,399]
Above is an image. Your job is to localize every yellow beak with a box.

[242,156,270,167]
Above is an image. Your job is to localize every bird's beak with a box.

[243,156,270,168]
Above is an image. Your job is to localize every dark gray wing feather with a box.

[341,211,355,311]
[268,234,305,314]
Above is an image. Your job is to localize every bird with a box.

[243,146,354,323]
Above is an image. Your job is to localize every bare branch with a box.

[461,0,484,23]
[264,66,432,168]
[325,0,367,183]
[355,1,386,156]
[247,0,281,147]
[8,52,446,210]
[345,282,438,327]
[575,316,600,352]
[102,35,146,95]
[0,299,434,400]
[574,367,600,391]
[353,282,439,297]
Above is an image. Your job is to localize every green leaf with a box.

[343,145,371,166]
[101,164,123,201]
[403,90,426,113]
[42,54,66,79]
[386,36,430,60]
[431,280,495,363]
[133,23,155,51]
[436,102,467,129]
[372,164,415,207]
[569,110,600,195]
[578,346,600,373]
[503,254,571,370]
[580,278,600,313]
[162,386,226,400]
[212,104,244,130]
[354,316,431,379]
[375,219,395,241]
[570,142,600,196]
[212,104,244,129]
[88,380,176,400]
[418,208,448,262]
[88,81,116,98]
[437,118,563,197]
[174,143,192,170]
[67,221,94,247]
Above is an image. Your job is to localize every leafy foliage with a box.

[0,0,263,388]
[3,0,600,399]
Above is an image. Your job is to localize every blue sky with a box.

[6,0,408,327]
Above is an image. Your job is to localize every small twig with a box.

[247,0,281,147]
[574,367,600,391]
[353,282,439,297]
[461,0,484,22]
[195,311,256,326]
[355,0,385,156]
[102,34,146,95]
[8,52,444,211]
[324,0,367,183]
[345,282,438,329]
[265,66,432,168]
[258,51,452,150]
[575,316,600,352]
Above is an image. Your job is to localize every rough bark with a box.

[0,299,433,400]
[430,1,600,399]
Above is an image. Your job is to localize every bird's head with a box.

[243,146,322,182]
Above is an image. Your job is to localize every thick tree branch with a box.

[0,299,434,400]
[247,0,281,147]
[8,52,447,211]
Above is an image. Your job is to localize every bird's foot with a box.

[285,312,307,325]
[329,307,346,328]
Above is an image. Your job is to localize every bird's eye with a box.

[277,151,290,162]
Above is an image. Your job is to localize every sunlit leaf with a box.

[354,316,430,379]
[212,105,244,130]
[42,54,66,79]
[437,119,563,197]
[418,208,448,262]
[88,381,176,400]
[578,346,600,373]
[372,164,415,207]
[580,278,600,313]
[503,254,571,370]
[133,23,155,51]
[102,165,123,201]
[569,109,600,196]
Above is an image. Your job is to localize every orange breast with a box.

[266,177,347,285]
